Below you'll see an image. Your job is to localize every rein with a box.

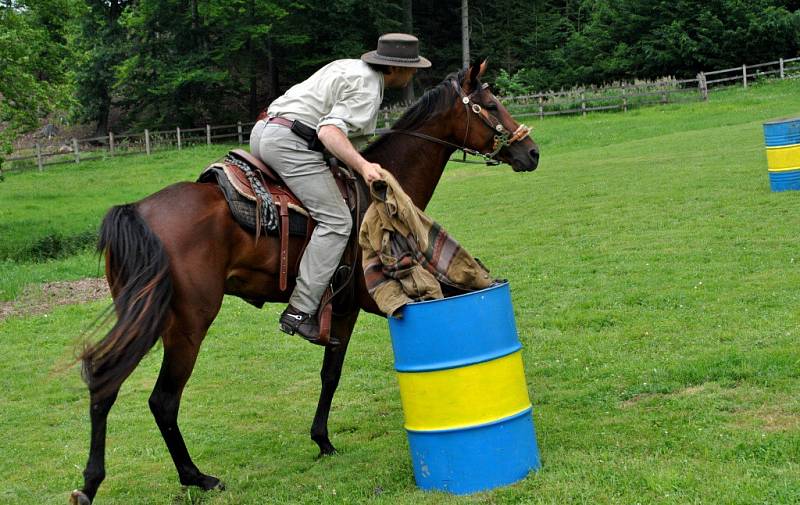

[377,79,532,166]
[377,128,499,165]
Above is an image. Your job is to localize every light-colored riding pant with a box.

[250,120,352,314]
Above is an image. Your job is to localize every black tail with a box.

[80,204,173,400]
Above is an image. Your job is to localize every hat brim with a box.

[361,51,432,68]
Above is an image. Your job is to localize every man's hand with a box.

[358,161,383,184]
[318,125,384,183]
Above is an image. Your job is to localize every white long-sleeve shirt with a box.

[268,59,384,149]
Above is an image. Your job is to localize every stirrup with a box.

[279,306,338,347]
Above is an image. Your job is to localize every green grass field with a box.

[1,79,799,504]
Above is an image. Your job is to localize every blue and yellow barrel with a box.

[388,282,540,494]
[764,117,800,192]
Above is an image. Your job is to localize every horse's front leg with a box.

[310,310,359,455]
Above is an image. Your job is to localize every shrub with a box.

[21,229,97,262]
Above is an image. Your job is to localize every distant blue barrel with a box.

[388,283,540,494]
[763,118,800,192]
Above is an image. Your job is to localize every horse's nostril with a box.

[529,149,539,161]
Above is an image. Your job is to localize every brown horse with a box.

[70,62,539,504]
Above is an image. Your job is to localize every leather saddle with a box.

[199,149,361,344]
[227,148,352,218]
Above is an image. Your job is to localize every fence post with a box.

[697,72,708,101]
[109,131,115,156]
[538,96,544,119]
[742,64,747,88]
[177,127,182,150]
[206,124,211,145]
[145,129,151,155]
[780,58,785,79]
[621,83,628,112]
[237,121,243,144]
[36,143,43,171]
[73,138,80,163]
[697,73,703,100]
[581,92,586,117]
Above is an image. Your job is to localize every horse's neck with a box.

[363,126,455,210]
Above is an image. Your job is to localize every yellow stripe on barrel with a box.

[766,144,800,172]
[397,351,530,431]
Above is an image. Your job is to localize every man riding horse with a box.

[71,37,539,501]
[249,33,431,344]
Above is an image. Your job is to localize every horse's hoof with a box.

[69,490,91,505]
[317,445,338,458]
[199,475,225,491]
[181,472,224,491]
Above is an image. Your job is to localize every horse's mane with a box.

[363,68,467,155]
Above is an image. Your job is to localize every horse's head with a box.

[451,61,539,172]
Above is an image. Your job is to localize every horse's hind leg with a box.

[70,390,120,505]
[149,317,224,491]
[310,310,359,455]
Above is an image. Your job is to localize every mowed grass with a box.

[0,145,229,299]
[1,78,800,504]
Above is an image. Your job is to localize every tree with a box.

[0,0,78,163]
[74,0,129,136]
[461,0,469,69]
[402,0,415,102]
[480,0,800,93]
[5,0,798,141]
[113,0,290,128]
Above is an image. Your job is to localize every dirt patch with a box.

[735,405,800,433]
[621,384,709,408]
[0,278,109,321]
[760,409,800,432]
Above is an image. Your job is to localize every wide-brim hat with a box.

[361,33,432,68]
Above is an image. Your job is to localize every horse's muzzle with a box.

[528,148,540,168]
[510,146,539,172]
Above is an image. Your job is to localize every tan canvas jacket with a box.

[359,169,494,316]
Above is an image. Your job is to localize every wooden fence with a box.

[497,55,800,120]
[501,76,703,119]
[4,55,799,173]
[703,56,799,88]
[4,122,258,172]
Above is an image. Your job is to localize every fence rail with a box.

[4,122,257,172]
[4,55,800,173]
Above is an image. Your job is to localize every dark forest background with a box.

[2,0,800,150]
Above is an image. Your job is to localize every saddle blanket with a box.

[198,163,310,237]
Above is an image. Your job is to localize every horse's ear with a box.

[478,59,488,79]
[463,59,488,93]
[469,61,481,85]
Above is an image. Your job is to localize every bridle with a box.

[382,79,532,166]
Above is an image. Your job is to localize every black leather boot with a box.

[279,305,323,345]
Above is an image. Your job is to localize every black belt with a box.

[266,116,324,153]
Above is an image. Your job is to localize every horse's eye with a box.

[485,102,498,111]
